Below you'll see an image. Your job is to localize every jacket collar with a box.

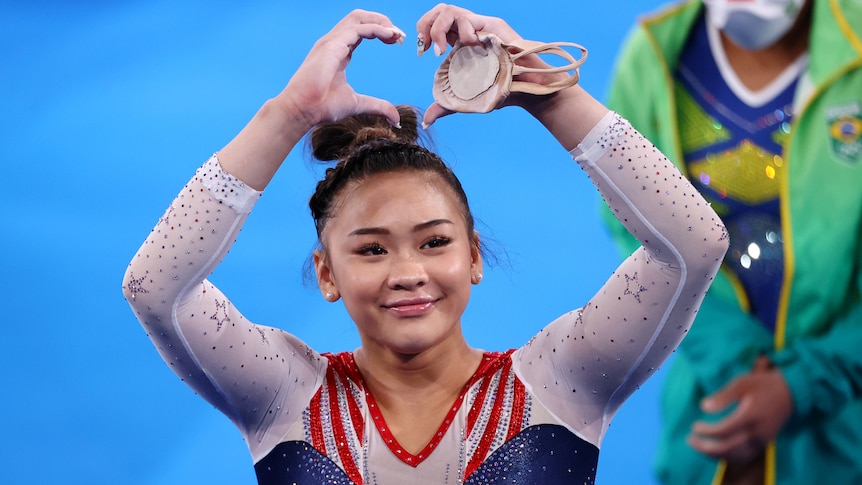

[638,0,862,87]
[808,0,862,85]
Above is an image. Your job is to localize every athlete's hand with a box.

[417,4,564,126]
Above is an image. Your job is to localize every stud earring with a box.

[325,292,334,300]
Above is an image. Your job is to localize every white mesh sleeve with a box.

[514,112,728,446]
[121,155,328,458]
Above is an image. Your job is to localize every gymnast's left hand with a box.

[416,4,530,126]
[687,357,793,463]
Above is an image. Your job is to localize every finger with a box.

[688,430,735,456]
[692,397,758,440]
[690,419,767,463]
[336,9,396,30]
[753,355,773,372]
[428,8,457,56]
[422,102,455,127]
[325,11,405,52]
[354,94,401,127]
[335,24,406,50]
[687,430,753,460]
[701,378,746,413]
[417,32,428,57]
[310,25,402,67]
[416,3,447,54]
[417,5,490,56]
[416,2,446,28]
[455,15,481,45]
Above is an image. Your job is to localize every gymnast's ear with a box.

[471,230,483,284]
[313,249,340,302]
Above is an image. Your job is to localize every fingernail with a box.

[392,27,406,45]
[417,35,425,57]
[434,43,443,57]
[421,121,430,130]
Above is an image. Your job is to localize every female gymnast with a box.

[122,4,728,484]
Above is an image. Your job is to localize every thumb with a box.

[701,377,746,414]
[354,94,401,127]
[422,102,455,128]
[753,355,773,372]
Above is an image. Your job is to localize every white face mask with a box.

[703,0,805,50]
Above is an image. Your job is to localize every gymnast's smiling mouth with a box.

[382,297,441,317]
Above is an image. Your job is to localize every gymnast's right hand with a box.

[216,10,404,191]
[278,9,405,130]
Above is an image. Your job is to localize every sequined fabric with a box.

[674,14,799,330]
[255,425,598,485]
[256,442,356,485]
[122,112,727,484]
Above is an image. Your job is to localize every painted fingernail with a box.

[434,43,443,57]
[392,27,406,45]
[417,34,425,57]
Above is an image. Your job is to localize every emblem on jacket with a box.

[826,102,862,164]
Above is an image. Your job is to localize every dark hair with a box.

[308,105,476,243]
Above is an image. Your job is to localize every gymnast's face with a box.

[313,170,482,358]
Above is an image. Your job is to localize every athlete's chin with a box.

[378,329,453,357]
[364,310,464,356]
[387,338,440,357]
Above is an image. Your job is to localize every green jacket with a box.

[604,1,862,483]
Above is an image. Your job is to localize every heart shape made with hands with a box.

[433,33,588,114]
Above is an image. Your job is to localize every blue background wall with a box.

[1,1,672,483]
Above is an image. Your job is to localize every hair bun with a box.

[310,105,421,162]
[355,126,395,146]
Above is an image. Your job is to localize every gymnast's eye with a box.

[421,236,451,250]
[357,242,387,256]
